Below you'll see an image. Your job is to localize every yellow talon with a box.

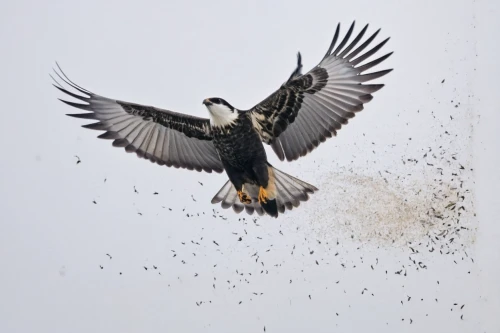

[237,190,251,204]
[258,186,268,204]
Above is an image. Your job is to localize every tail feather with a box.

[260,199,278,218]
[211,166,317,217]
[211,181,264,215]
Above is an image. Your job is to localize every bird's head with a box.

[203,98,238,127]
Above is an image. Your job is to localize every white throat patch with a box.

[207,104,238,127]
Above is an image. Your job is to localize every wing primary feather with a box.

[355,69,393,82]
[322,23,341,61]
[49,74,64,89]
[55,62,93,94]
[355,52,393,73]
[67,113,97,120]
[82,122,109,130]
[338,24,368,58]
[53,68,92,97]
[330,83,385,94]
[332,21,355,56]
[344,28,380,61]
[53,85,90,101]
[351,38,391,67]
[59,99,92,111]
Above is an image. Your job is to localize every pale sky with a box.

[1,0,499,332]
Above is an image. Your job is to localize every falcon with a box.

[53,22,392,218]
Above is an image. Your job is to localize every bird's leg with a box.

[223,163,251,204]
[253,162,271,205]
[258,186,268,204]
[237,186,251,204]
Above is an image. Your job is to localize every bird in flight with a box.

[53,22,392,218]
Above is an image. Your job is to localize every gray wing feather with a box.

[250,21,393,161]
[53,66,223,173]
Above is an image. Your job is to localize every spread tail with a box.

[211,166,318,218]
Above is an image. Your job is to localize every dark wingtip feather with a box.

[322,23,341,61]
[351,37,390,67]
[338,23,368,58]
[345,28,381,61]
[55,62,93,95]
[357,69,393,82]
[53,84,90,101]
[332,21,355,56]
[50,74,63,89]
[98,131,120,139]
[356,52,393,73]
[59,99,92,111]
[82,122,108,130]
[67,113,97,120]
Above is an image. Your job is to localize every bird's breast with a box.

[211,119,266,167]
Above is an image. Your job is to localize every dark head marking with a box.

[203,98,234,110]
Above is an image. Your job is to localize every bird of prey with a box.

[53,22,392,218]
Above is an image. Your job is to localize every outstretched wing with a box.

[53,65,224,173]
[250,22,392,161]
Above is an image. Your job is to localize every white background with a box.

[1,0,499,332]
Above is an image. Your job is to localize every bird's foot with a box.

[258,186,268,204]
[237,190,252,204]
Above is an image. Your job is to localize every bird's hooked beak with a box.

[203,98,212,106]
